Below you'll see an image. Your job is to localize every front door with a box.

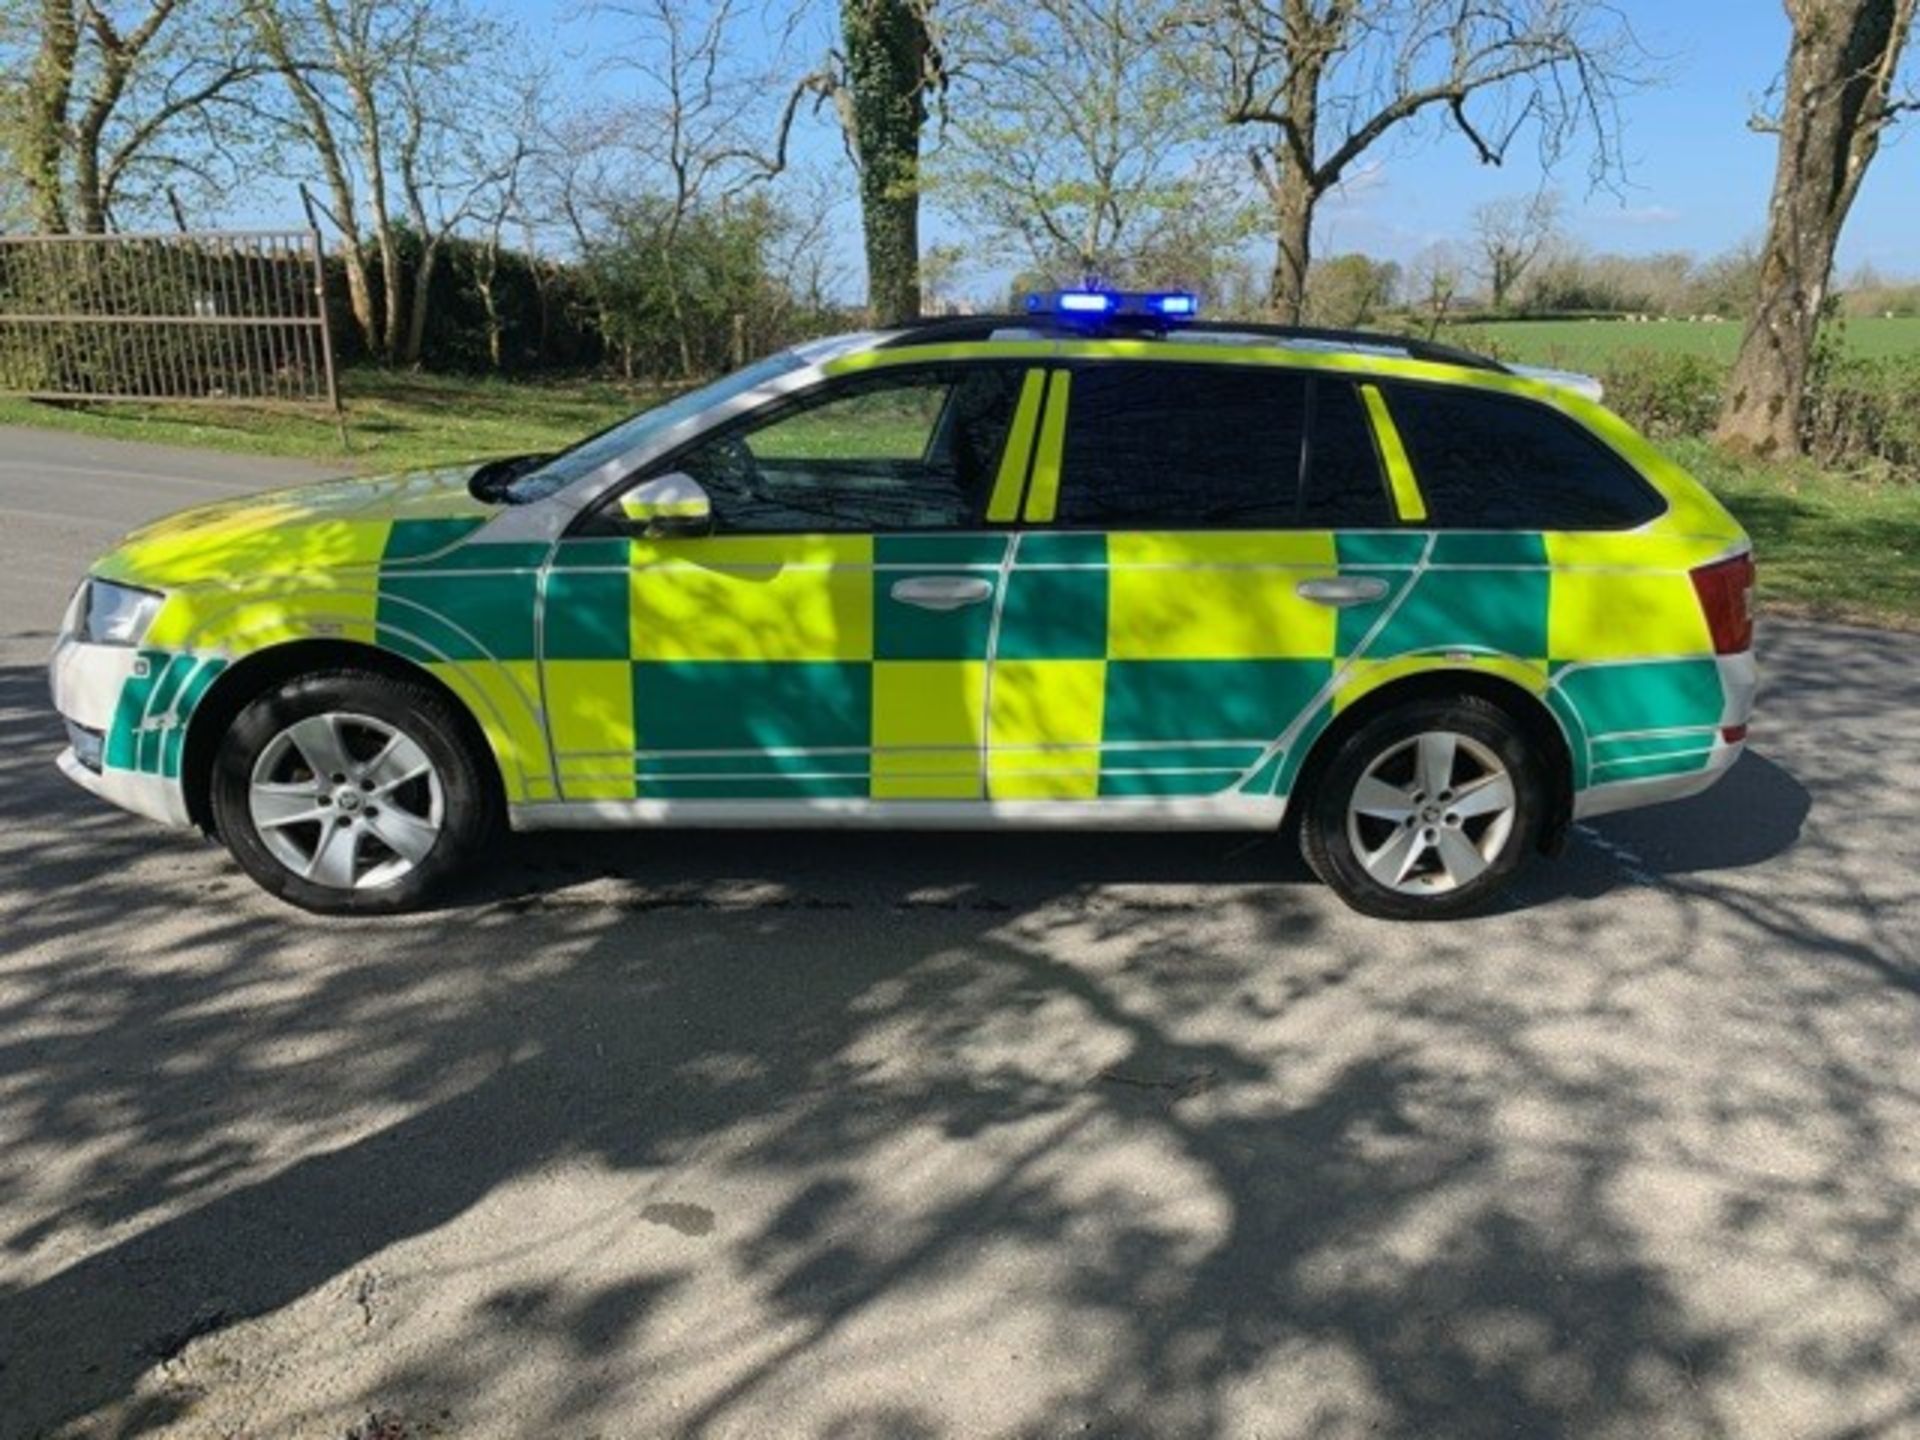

[988,360,1405,804]
[538,361,1039,806]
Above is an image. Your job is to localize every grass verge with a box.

[2,368,1913,628]
[0,367,654,474]
[1668,439,1919,630]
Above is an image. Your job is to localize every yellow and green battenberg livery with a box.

[48,302,1757,917]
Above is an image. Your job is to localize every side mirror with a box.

[619,471,712,537]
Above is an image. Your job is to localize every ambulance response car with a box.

[47,292,1756,919]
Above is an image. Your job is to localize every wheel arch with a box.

[1287,667,1576,856]
[180,639,509,833]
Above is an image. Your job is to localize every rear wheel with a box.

[210,670,498,914]
[1300,695,1543,920]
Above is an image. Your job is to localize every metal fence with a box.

[0,229,340,410]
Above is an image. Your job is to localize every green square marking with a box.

[876,535,1009,567]
[381,518,487,564]
[543,569,633,660]
[1364,568,1549,660]
[632,661,872,753]
[874,575,997,661]
[997,565,1108,660]
[1427,532,1549,568]
[1104,658,1332,745]
[377,572,538,662]
[1557,658,1724,737]
[1336,531,1427,567]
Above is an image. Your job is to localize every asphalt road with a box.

[2,425,1917,1440]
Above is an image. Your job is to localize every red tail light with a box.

[1691,552,1754,655]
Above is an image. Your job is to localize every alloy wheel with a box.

[1344,730,1518,896]
[247,711,445,890]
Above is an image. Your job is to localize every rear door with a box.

[987,360,1402,803]
[539,361,1040,805]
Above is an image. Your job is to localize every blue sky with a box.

[1306,0,1913,276]
[494,0,1917,290]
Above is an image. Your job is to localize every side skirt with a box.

[509,795,1289,833]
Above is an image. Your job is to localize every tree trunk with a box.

[337,237,377,356]
[22,0,79,232]
[1264,166,1315,325]
[841,0,929,326]
[249,3,379,352]
[1254,21,1324,326]
[402,240,440,366]
[1717,0,1916,457]
[371,222,402,363]
[477,245,505,371]
[72,40,135,234]
[71,147,107,233]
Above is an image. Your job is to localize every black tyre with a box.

[209,669,499,914]
[1300,694,1545,921]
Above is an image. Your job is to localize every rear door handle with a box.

[1296,576,1390,608]
[889,575,996,611]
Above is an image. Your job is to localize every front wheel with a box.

[209,669,498,914]
[1300,695,1544,920]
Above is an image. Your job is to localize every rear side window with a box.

[1383,384,1663,530]
[1054,364,1305,527]
[1299,379,1391,526]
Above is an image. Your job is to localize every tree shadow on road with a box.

[0,651,1912,1439]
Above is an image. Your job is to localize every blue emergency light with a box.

[1024,289,1200,324]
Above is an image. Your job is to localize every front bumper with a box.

[48,633,193,828]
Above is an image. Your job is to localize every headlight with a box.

[60,580,89,637]
[81,580,165,647]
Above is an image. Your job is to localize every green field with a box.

[1447,315,1920,369]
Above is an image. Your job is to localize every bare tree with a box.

[1306,250,1399,326]
[1190,0,1649,321]
[471,110,539,372]
[585,0,820,373]
[1405,239,1463,337]
[393,39,537,365]
[2,0,262,232]
[1471,189,1561,310]
[940,0,1245,285]
[1717,0,1916,457]
[245,0,514,362]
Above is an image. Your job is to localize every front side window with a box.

[1053,364,1307,528]
[659,364,1026,533]
[505,350,807,505]
[1383,384,1664,530]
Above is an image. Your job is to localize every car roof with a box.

[869,316,1511,374]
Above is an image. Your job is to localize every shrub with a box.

[1804,355,1920,476]
[1594,350,1725,440]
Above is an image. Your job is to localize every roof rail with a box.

[877,314,1507,373]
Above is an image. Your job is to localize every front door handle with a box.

[1296,576,1390,608]
[890,575,996,612]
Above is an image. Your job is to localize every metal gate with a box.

[0,229,340,410]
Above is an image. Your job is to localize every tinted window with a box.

[1299,379,1391,526]
[664,365,1024,532]
[1054,364,1305,527]
[1384,384,1663,530]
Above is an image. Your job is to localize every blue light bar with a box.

[1023,288,1199,324]
[1052,291,1116,314]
